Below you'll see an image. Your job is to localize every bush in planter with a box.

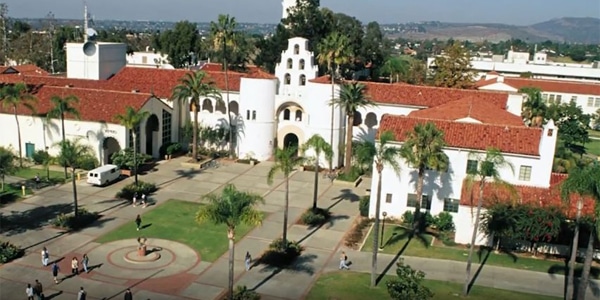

[402,211,414,225]
[258,238,303,267]
[52,209,99,230]
[79,153,99,171]
[359,196,370,217]
[433,212,455,232]
[159,142,177,158]
[0,241,24,263]
[336,166,362,182]
[32,150,50,165]
[166,143,182,156]
[300,207,331,226]
[116,181,157,200]
[111,148,152,170]
[231,285,261,300]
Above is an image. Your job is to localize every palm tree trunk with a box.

[61,114,68,179]
[577,229,595,300]
[227,228,235,300]
[312,152,319,210]
[413,169,425,232]
[463,180,485,296]
[566,198,583,300]
[192,101,199,161]
[328,65,335,171]
[72,168,78,218]
[371,167,383,287]
[14,108,23,168]
[282,174,290,246]
[133,132,139,186]
[344,113,353,171]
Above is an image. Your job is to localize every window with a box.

[142,56,147,64]
[519,165,532,181]
[299,59,305,70]
[283,109,290,120]
[588,97,594,107]
[548,94,555,104]
[422,195,431,210]
[246,110,250,120]
[555,95,562,104]
[293,44,299,54]
[295,110,302,121]
[407,193,429,209]
[385,193,392,203]
[128,125,140,152]
[443,198,460,213]
[571,96,577,103]
[286,58,293,69]
[284,73,291,85]
[161,109,172,145]
[542,94,548,101]
[252,110,256,120]
[466,159,478,175]
[299,74,306,86]
[596,98,600,108]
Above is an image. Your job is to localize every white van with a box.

[87,164,121,186]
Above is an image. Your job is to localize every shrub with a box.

[402,211,414,225]
[345,218,373,248]
[300,207,331,226]
[433,212,455,232]
[231,285,261,300]
[159,142,177,158]
[359,196,370,217]
[336,166,362,182]
[31,150,50,165]
[166,143,182,155]
[423,212,435,228]
[51,209,99,230]
[111,148,152,170]
[386,259,434,300]
[258,238,303,267]
[116,181,157,200]
[438,231,456,247]
[0,241,24,263]
[78,153,99,171]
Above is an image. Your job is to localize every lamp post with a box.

[379,211,388,250]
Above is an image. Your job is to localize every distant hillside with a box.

[387,17,600,43]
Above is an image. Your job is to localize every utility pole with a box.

[0,3,8,66]
[46,11,56,74]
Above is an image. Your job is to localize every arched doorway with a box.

[145,114,160,157]
[283,133,299,156]
[103,137,121,164]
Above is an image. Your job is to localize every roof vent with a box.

[65,84,73,88]
[132,89,139,93]
[504,126,509,131]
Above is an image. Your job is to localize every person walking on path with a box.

[77,287,87,300]
[339,251,350,270]
[132,192,138,207]
[135,214,142,231]
[245,251,252,271]
[82,254,89,273]
[141,193,147,208]
[51,262,60,283]
[33,280,43,300]
[123,288,133,300]
[41,247,49,266]
[71,257,79,275]
[35,174,41,189]
[25,283,34,300]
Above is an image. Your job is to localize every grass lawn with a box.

[0,184,32,204]
[585,139,600,156]
[362,224,598,279]
[95,199,261,262]
[306,272,560,300]
[13,167,69,181]
[588,130,600,139]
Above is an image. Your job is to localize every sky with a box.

[3,0,600,25]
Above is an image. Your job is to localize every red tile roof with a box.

[11,64,50,76]
[0,85,152,123]
[200,63,276,79]
[378,115,542,156]
[478,76,600,96]
[408,97,525,126]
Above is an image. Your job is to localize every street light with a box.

[379,211,388,250]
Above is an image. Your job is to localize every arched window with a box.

[283,109,291,120]
[299,74,306,86]
[293,44,300,54]
[202,98,213,113]
[295,110,302,122]
[287,58,293,69]
[299,59,305,70]
[284,74,291,85]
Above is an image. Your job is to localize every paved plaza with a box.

[0,157,597,299]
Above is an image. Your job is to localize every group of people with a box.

[132,192,147,208]
[40,247,90,283]
[25,280,43,300]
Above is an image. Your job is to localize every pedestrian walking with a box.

[245,251,252,271]
[132,192,138,207]
[33,280,43,300]
[123,288,133,300]
[77,287,87,300]
[82,254,89,273]
[71,257,79,275]
[339,251,350,270]
[141,193,147,208]
[135,214,142,231]
[51,262,60,283]
[25,283,34,300]
[35,174,41,189]
[41,247,49,266]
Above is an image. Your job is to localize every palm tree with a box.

[46,94,81,179]
[0,83,37,167]
[463,148,514,296]
[55,139,93,218]
[317,32,352,169]
[267,147,304,247]
[171,71,222,161]
[400,122,449,231]
[331,82,376,171]
[301,134,333,210]
[114,106,149,186]
[211,14,237,158]
[370,131,401,287]
[576,165,600,300]
[196,184,264,300]
[519,87,547,127]
[0,147,16,191]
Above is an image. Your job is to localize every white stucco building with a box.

[126,49,173,69]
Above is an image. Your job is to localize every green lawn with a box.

[585,139,600,156]
[306,272,560,300]
[588,130,600,139]
[362,224,598,278]
[95,199,261,262]
[0,183,32,204]
[13,167,69,181]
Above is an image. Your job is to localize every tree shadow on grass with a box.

[548,262,600,298]
[0,203,73,236]
[466,246,492,294]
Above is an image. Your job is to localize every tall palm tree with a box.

[196,184,264,300]
[519,87,547,127]
[331,82,376,171]
[267,147,304,247]
[301,134,333,210]
[463,148,514,296]
[576,165,600,300]
[211,14,237,158]
[400,122,449,231]
[55,139,93,218]
[171,71,222,161]
[114,106,149,186]
[46,94,81,179]
[317,32,352,169]
[0,83,37,167]
[370,131,401,287]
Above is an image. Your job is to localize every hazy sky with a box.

[3,0,600,25]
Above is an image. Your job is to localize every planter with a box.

[237,159,259,165]
[120,169,134,177]
[138,245,147,257]
[334,176,363,188]
[180,157,210,168]
[302,165,324,172]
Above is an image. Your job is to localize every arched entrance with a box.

[283,133,299,156]
[145,114,160,157]
[103,137,121,164]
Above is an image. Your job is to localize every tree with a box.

[352,139,376,174]
[380,56,410,83]
[519,87,547,127]
[545,101,591,150]
[514,205,563,256]
[153,21,201,68]
[370,131,401,287]
[171,71,222,161]
[46,95,81,179]
[267,147,304,248]
[481,203,519,252]
[432,41,476,89]
[463,148,514,296]
[332,82,375,171]
[317,32,353,168]
[0,83,37,168]
[211,14,237,158]
[283,0,332,56]
[400,122,449,231]
[196,184,263,300]
[0,147,16,191]
[301,134,333,209]
[113,106,149,186]
[386,259,434,300]
[55,139,93,218]
[359,21,390,77]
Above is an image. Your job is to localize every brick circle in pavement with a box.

[86,238,200,279]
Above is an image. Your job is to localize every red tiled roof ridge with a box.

[40,85,153,96]
[382,114,534,131]
[478,76,600,96]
